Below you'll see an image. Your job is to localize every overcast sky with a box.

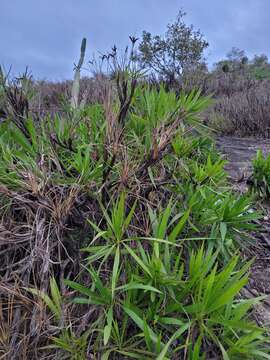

[1,0,269,80]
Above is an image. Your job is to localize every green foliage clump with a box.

[0,73,269,359]
[138,10,208,83]
[29,199,269,359]
[250,150,270,198]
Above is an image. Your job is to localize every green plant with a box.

[26,277,63,322]
[0,63,268,359]
[185,186,259,258]
[250,149,270,199]
[50,328,91,360]
[138,10,208,83]
[188,156,227,187]
[64,242,270,359]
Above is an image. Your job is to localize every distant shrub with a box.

[32,75,109,113]
[138,10,208,84]
[207,79,270,137]
[251,66,270,80]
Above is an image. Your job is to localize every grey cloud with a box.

[0,0,269,79]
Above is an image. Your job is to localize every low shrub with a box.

[249,150,270,199]
[35,246,269,359]
[0,66,268,358]
[208,80,270,137]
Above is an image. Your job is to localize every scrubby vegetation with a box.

[249,150,270,199]
[4,11,270,139]
[1,9,270,360]
[23,57,270,139]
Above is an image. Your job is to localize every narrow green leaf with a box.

[104,306,113,345]
[111,246,120,299]
[50,277,62,315]
[124,244,152,277]
[117,283,161,294]
[220,222,227,242]
[157,323,190,360]
[122,305,159,344]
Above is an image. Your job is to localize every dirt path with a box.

[216,136,270,326]
[216,136,270,180]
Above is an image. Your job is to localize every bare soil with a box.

[216,136,270,180]
[216,136,270,326]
